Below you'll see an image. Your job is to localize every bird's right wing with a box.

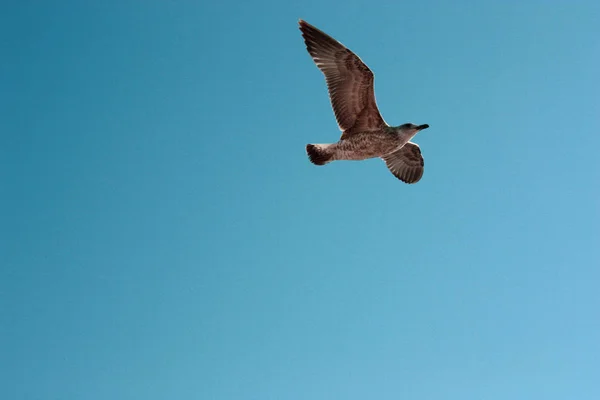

[299,20,386,138]
[381,142,424,184]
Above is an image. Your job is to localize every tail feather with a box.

[306,144,334,165]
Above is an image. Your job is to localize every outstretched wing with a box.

[382,142,424,184]
[299,20,386,138]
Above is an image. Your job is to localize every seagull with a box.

[299,20,430,184]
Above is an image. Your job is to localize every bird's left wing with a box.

[299,20,386,139]
[381,142,424,184]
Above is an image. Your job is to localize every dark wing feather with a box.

[299,20,386,138]
[381,142,424,184]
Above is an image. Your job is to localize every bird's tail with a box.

[306,143,335,165]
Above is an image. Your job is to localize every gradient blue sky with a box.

[3,1,600,399]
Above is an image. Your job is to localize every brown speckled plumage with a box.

[299,20,430,184]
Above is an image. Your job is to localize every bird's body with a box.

[299,20,430,183]
[310,127,415,162]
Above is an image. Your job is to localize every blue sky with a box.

[2,1,600,399]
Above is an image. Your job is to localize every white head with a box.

[397,123,429,133]
[395,123,429,140]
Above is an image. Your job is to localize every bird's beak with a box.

[417,124,429,131]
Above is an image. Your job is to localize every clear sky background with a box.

[2,1,600,399]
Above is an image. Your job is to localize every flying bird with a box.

[299,20,430,183]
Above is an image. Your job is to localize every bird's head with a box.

[398,123,430,134]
